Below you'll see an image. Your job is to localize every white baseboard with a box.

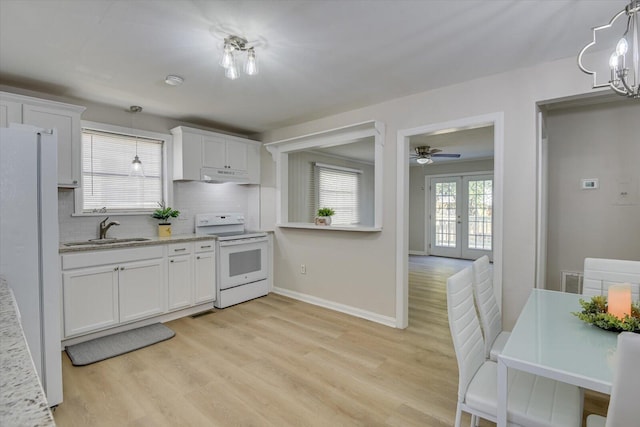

[409,250,427,256]
[272,287,397,328]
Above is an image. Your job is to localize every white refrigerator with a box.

[0,125,63,406]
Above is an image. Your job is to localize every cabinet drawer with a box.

[195,240,215,253]
[167,242,194,256]
[61,246,164,270]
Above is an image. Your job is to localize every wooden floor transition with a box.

[53,255,608,426]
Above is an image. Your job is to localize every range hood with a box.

[200,167,249,183]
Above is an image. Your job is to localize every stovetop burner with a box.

[195,213,266,240]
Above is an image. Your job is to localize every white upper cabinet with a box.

[0,91,85,187]
[172,125,260,184]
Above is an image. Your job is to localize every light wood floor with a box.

[53,256,607,426]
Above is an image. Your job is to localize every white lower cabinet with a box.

[61,240,217,340]
[62,265,119,337]
[61,246,165,338]
[167,242,194,310]
[118,259,165,323]
[194,241,216,303]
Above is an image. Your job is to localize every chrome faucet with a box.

[99,217,120,239]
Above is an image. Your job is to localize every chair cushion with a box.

[585,414,606,427]
[489,331,511,362]
[466,361,582,427]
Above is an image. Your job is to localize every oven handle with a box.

[217,236,269,247]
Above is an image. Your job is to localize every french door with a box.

[428,174,493,260]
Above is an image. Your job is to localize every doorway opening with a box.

[396,113,504,328]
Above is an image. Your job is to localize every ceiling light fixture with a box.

[128,106,145,178]
[416,157,433,165]
[220,35,258,80]
[164,75,184,86]
[578,0,639,98]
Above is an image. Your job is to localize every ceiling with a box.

[0,0,628,135]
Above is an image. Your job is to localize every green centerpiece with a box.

[573,295,640,333]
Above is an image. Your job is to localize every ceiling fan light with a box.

[416,157,432,165]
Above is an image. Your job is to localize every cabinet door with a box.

[0,99,22,127]
[202,135,227,169]
[168,254,193,310]
[23,104,81,187]
[62,266,119,337]
[118,258,165,323]
[173,130,202,180]
[194,251,216,303]
[226,141,248,171]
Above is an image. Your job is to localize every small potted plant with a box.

[152,202,180,237]
[315,207,335,226]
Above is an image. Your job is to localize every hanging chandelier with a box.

[578,0,639,98]
[220,35,258,80]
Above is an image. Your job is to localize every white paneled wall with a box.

[58,182,260,242]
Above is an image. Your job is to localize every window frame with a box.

[73,121,172,216]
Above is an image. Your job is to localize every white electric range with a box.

[195,213,269,308]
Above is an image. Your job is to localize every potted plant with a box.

[315,207,335,226]
[152,202,180,237]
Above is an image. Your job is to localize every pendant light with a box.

[128,105,145,178]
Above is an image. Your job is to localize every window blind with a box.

[313,163,361,226]
[81,130,163,212]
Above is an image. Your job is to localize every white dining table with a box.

[497,289,618,427]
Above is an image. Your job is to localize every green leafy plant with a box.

[317,207,335,217]
[573,295,640,333]
[152,202,180,224]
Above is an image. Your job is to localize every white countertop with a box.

[0,278,56,427]
[59,233,217,253]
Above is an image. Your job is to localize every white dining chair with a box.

[583,258,640,301]
[586,332,640,427]
[446,267,583,427]
[471,255,510,361]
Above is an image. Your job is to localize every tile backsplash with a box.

[58,182,260,242]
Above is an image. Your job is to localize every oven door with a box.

[218,237,268,289]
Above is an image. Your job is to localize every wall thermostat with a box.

[581,178,599,189]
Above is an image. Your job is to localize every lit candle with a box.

[608,283,632,319]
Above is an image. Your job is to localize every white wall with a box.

[545,100,640,291]
[409,159,494,253]
[261,54,608,328]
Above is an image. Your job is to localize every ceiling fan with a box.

[410,146,461,164]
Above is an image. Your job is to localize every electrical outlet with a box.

[300,264,306,274]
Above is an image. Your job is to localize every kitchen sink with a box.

[63,238,151,246]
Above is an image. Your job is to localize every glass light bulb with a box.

[245,49,258,76]
[610,52,620,69]
[225,61,239,80]
[616,37,628,56]
[220,44,233,69]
